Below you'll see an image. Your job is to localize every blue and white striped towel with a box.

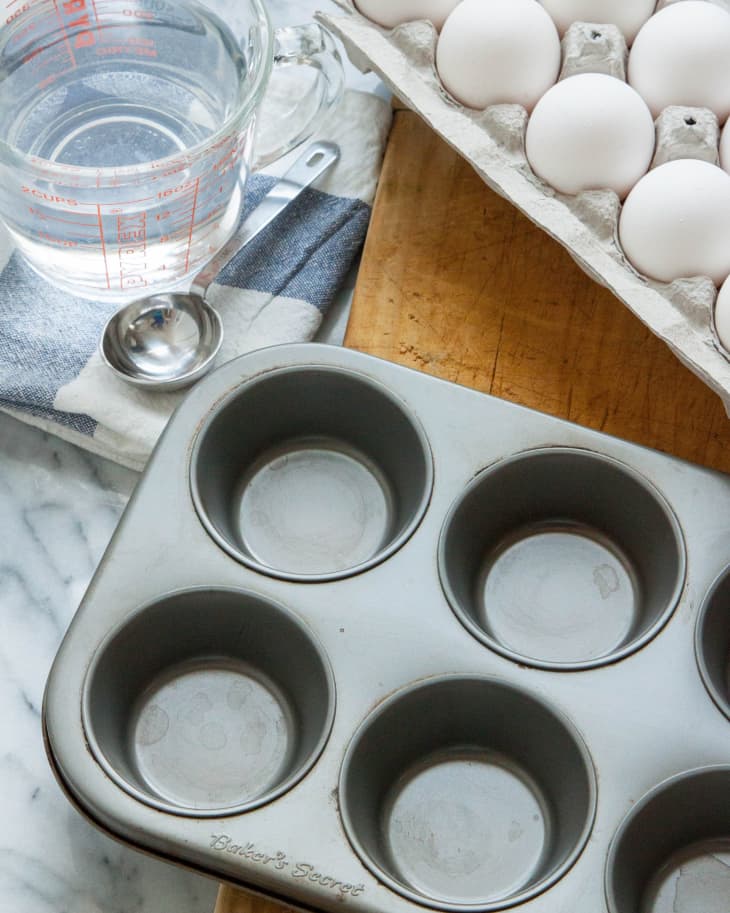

[0,90,391,471]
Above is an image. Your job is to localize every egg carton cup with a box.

[317,0,730,414]
[43,342,730,913]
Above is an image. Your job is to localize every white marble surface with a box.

[0,416,222,913]
[0,2,379,911]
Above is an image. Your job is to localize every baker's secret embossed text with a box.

[210,836,365,897]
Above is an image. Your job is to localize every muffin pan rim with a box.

[695,567,730,723]
[603,762,730,913]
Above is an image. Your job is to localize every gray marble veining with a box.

[0,413,222,913]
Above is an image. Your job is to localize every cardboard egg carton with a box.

[317,0,730,413]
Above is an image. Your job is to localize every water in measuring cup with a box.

[0,0,252,298]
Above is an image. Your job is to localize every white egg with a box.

[715,275,730,351]
[539,0,656,44]
[526,74,655,198]
[721,120,730,175]
[619,159,730,286]
[353,0,461,30]
[629,1,730,120]
[436,0,561,111]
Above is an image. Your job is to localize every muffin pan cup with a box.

[339,674,597,911]
[606,766,730,913]
[696,567,730,722]
[82,588,335,817]
[439,448,685,670]
[44,343,730,913]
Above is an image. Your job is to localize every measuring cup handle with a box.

[253,23,345,169]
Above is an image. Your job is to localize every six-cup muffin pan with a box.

[44,343,730,913]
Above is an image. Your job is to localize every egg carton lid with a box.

[318,0,730,415]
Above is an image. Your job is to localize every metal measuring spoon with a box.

[101,142,340,391]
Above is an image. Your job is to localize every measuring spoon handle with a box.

[190,141,340,299]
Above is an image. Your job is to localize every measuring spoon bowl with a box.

[101,292,221,392]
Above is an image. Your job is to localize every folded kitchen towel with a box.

[0,90,392,471]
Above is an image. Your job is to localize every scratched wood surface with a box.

[343,108,730,474]
[214,103,730,913]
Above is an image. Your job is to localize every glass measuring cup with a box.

[0,0,344,300]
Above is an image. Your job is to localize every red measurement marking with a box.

[196,176,226,193]
[157,183,201,201]
[60,0,96,47]
[32,210,99,227]
[115,211,148,289]
[4,0,25,20]
[168,225,198,239]
[184,178,200,273]
[167,212,198,229]
[88,0,100,38]
[121,6,153,19]
[167,201,199,215]
[96,204,111,290]
[97,196,155,206]
[37,232,79,248]
[51,0,77,69]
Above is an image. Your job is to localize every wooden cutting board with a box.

[214,102,730,913]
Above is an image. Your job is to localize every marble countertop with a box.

[0,2,379,911]
[0,417,207,913]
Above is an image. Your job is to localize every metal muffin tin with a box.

[44,343,730,913]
